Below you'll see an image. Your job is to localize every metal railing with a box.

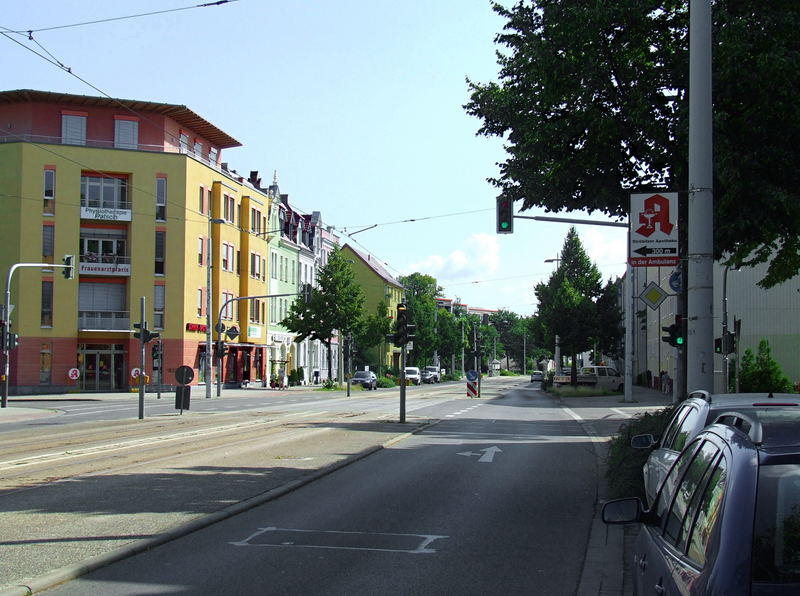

[78,311,130,331]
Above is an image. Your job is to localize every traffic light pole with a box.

[2,261,72,408]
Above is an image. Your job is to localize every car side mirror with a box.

[631,434,655,449]
[602,497,644,524]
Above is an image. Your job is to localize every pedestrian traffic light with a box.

[217,339,229,359]
[406,324,416,346]
[394,304,407,346]
[62,255,75,280]
[715,337,723,354]
[133,323,158,343]
[152,343,162,360]
[496,198,514,234]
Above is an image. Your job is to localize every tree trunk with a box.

[326,340,333,381]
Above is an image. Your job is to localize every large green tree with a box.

[465,0,800,288]
[399,272,442,365]
[533,228,606,384]
[282,245,365,381]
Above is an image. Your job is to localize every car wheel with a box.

[617,383,624,393]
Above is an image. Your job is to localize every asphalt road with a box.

[35,384,598,595]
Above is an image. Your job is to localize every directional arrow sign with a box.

[457,446,503,463]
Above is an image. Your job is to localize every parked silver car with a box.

[633,390,800,506]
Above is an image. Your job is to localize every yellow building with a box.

[0,89,274,394]
[341,244,404,371]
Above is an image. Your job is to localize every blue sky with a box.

[2,0,629,317]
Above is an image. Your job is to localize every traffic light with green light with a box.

[496,198,514,234]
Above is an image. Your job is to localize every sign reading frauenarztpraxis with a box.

[629,193,679,267]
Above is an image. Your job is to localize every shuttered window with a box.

[62,114,86,145]
[42,225,55,264]
[155,178,167,221]
[78,282,126,311]
[154,285,165,329]
[41,281,53,327]
[114,119,139,149]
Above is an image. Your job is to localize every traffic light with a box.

[674,315,684,346]
[661,316,685,348]
[406,324,416,345]
[62,255,75,280]
[394,304,407,346]
[6,333,18,351]
[715,337,723,354]
[152,343,162,360]
[217,339,229,359]
[133,323,158,343]
[496,198,514,234]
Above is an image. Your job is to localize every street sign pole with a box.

[138,296,146,420]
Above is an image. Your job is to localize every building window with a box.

[199,187,205,213]
[41,281,53,327]
[42,225,54,267]
[114,118,139,149]
[180,132,189,152]
[80,175,129,210]
[207,189,212,216]
[62,113,86,145]
[79,234,127,265]
[154,285,165,329]
[271,252,278,279]
[197,289,204,317]
[223,195,230,221]
[222,242,230,271]
[156,177,167,221]
[236,250,241,275]
[198,237,204,266]
[43,169,56,215]
[209,147,218,165]
[194,140,203,157]
[155,231,166,275]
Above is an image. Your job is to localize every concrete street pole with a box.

[687,0,714,394]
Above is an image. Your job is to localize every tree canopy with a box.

[282,245,365,381]
[465,0,800,288]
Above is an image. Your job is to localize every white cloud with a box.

[582,228,628,280]
[405,233,500,283]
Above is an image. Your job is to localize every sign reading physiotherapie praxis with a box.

[629,193,679,267]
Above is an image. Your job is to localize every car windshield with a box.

[353,372,370,379]
[406,369,417,374]
[752,463,800,584]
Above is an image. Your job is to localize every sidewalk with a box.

[559,384,673,596]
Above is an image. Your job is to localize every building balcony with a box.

[78,311,130,331]
[79,254,131,276]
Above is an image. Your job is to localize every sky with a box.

[2,0,629,317]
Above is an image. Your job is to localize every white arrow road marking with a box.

[456,446,502,462]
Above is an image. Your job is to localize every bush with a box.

[377,376,396,389]
[605,406,676,501]
[739,339,795,393]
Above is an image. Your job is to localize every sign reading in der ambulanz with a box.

[629,193,679,267]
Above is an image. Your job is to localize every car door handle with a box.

[639,558,648,571]
[654,581,665,595]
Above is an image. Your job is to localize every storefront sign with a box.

[80,206,132,222]
[248,325,262,339]
[79,262,131,276]
[186,323,208,332]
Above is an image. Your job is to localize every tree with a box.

[399,272,443,365]
[534,228,604,384]
[739,339,795,393]
[353,300,393,373]
[490,309,521,369]
[465,0,800,288]
[282,245,365,381]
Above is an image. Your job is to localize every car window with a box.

[663,440,720,548]
[669,407,701,452]
[652,438,704,530]
[661,405,691,447]
[607,369,619,377]
[685,458,726,566]
[752,463,800,583]
[598,369,607,377]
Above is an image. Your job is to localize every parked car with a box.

[405,367,421,385]
[530,370,544,383]
[351,370,377,390]
[633,390,800,506]
[421,366,441,384]
[603,402,800,595]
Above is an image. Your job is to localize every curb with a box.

[0,421,436,596]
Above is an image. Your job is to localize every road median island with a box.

[0,411,433,596]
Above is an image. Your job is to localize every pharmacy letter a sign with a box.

[629,193,679,267]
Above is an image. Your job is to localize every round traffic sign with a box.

[68,368,80,380]
[466,369,478,382]
[131,367,141,379]
[175,365,195,386]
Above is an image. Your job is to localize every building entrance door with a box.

[78,344,125,392]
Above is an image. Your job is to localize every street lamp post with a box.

[206,217,225,398]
